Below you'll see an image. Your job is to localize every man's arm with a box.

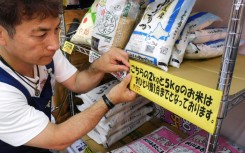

[62,47,130,93]
[25,74,137,150]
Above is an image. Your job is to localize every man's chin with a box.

[39,58,53,66]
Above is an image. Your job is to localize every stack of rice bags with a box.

[76,80,154,148]
[167,130,245,153]
[169,11,229,68]
[71,0,149,48]
[170,12,226,68]
[109,128,245,153]
[109,125,185,153]
[154,104,200,136]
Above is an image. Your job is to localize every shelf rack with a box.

[207,0,245,152]
[60,0,245,152]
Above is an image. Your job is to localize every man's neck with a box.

[0,50,34,78]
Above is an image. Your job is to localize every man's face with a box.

[2,16,60,66]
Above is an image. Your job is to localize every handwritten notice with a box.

[129,60,222,134]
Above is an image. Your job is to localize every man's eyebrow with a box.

[31,27,49,33]
[32,21,61,32]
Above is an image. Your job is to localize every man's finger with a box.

[120,74,131,88]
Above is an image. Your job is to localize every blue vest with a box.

[0,62,54,153]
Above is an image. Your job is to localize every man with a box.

[0,0,137,152]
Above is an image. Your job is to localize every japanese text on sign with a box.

[129,60,222,134]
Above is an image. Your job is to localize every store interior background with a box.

[67,0,245,147]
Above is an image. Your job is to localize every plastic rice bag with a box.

[168,130,245,153]
[154,104,200,136]
[103,115,152,148]
[188,12,222,32]
[98,98,151,131]
[169,12,222,68]
[184,39,245,59]
[125,0,196,71]
[70,0,99,46]
[184,39,225,59]
[95,106,152,136]
[91,0,141,53]
[88,115,152,147]
[189,27,227,44]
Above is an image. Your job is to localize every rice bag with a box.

[110,126,183,153]
[87,114,152,146]
[167,130,245,153]
[188,12,222,32]
[91,0,141,53]
[185,39,245,59]
[169,12,222,68]
[103,115,152,148]
[70,0,99,46]
[189,27,227,44]
[184,39,225,59]
[169,26,190,68]
[98,98,151,131]
[96,106,152,136]
[125,0,196,71]
[154,104,200,136]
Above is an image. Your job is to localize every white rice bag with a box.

[76,79,119,106]
[125,0,196,71]
[87,115,152,145]
[98,98,151,131]
[91,0,141,53]
[96,105,153,136]
[184,39,225,59]
[77,95,150,120]
[103,115,152,148]
[70,0,99,46]
[189,27,227,43]
[169,12,222,68]
[169,26,190,68]
[188,12,222,32]
[185,39,245,59]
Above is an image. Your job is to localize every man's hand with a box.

[107,74,137,105]
[92,47,130,73]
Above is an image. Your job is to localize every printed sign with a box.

[129,60,222,134]
[62,41,75,54]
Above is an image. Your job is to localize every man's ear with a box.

[0,26,8,46]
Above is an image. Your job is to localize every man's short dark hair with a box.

[0,0,63,37]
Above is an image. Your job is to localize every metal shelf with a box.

[60,0,245,152]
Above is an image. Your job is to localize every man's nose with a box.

[46,33,59,51]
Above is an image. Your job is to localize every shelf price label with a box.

[129,60,222,134]
[62,41,75,54]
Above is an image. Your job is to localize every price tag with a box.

[62,41,75,54]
